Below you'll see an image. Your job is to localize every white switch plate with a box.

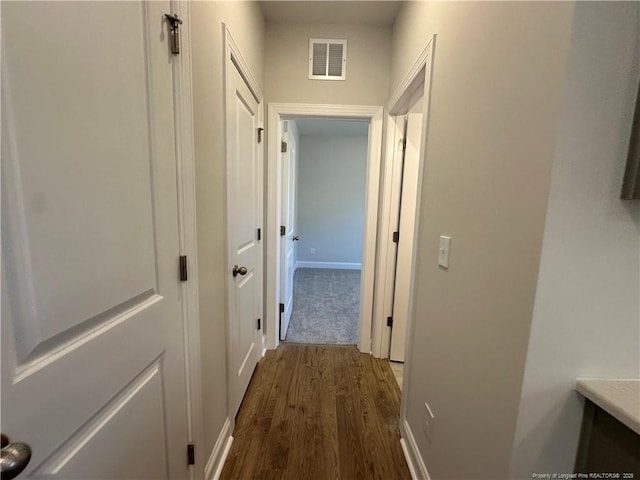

[310,247,316,254]
[439,236,451,269]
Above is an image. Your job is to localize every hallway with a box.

[3,2,639,478]
[220,345,410,479]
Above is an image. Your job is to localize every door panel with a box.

[280,127,297,340]
[33,362,168,479]
[390,110,423,362]
[227,63,261,417]
[1,2,189,478]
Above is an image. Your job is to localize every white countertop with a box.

[576,378,640,435]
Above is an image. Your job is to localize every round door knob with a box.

[292,236,300,241]
[1,434,31,480]
[232,265,248,277]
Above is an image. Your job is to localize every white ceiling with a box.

[260,1,402,26]
[294,118,369,137]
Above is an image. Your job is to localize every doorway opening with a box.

[385,96,425,391]
[266,104,384,353]
[279,117,369,345]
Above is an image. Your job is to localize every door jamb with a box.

[171,2,203,478]
[266,103,384,353]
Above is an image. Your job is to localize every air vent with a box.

[309,38,347,81]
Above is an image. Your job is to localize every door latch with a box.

[164,13,183,55]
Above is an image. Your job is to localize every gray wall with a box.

[296,135,368,265]
[511,3,640,477]
[190,1,265,459]
[266,22,391,105]
[390,2,575,477]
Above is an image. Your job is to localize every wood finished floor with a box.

[220,344,411,480]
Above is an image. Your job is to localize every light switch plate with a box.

[439,236,451,269]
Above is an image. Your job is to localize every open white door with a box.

[226,61,262,418]
[279,125,297,340]
[390,107,424,362]
[1,2,190,478]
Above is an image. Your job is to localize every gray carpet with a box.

[284,268,361,345]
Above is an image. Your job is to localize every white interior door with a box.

[279,126,297,340]
[390,106,424,362]
[1,2,190,478]
[226,62,261,418]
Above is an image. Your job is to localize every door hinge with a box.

[393,231,400,243]
[257,318,261,330]
[179,255,188,282]
[257,127,264,143]
[280,225,286,237]
[164,13,183,55]
[281,141,288,153]
[187,443,195,465]
[279,303,284,314]
[398,138,406,152]
[257,228,261,241]
[387,316,393,327]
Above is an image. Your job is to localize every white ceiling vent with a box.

[309,39,347,81]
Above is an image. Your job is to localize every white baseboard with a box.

[400,419,431,480]
[204,417,234,480]
[295,261,362,270]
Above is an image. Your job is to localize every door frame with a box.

[381,35,436,480]
[373,38,438,359]
[170,2,205,479]
[266,103,384,353]
[222,19,264,421]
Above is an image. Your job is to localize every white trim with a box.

[400,439,419,480]
[225,26,263,103]
[400,420,431,480]
[295,261,362,270]
[393,33,436,455]
[387,39,433,115]
[267,103,384,354]
[374,36,437,360]
[171,2,204,479]
[204,418,234,480]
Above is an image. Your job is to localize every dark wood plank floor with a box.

[220,344,411,480]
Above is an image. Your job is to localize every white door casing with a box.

[390,110,423,362]
[266,104,384,352]
[279,125,297,340]
[391,37,435,479]
[1,2,190,478]
[372,37,436,362]
[225,58,262,419]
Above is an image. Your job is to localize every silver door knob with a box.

[1,434,31,480]
[292,236,300,241]
[232,265,248,277]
